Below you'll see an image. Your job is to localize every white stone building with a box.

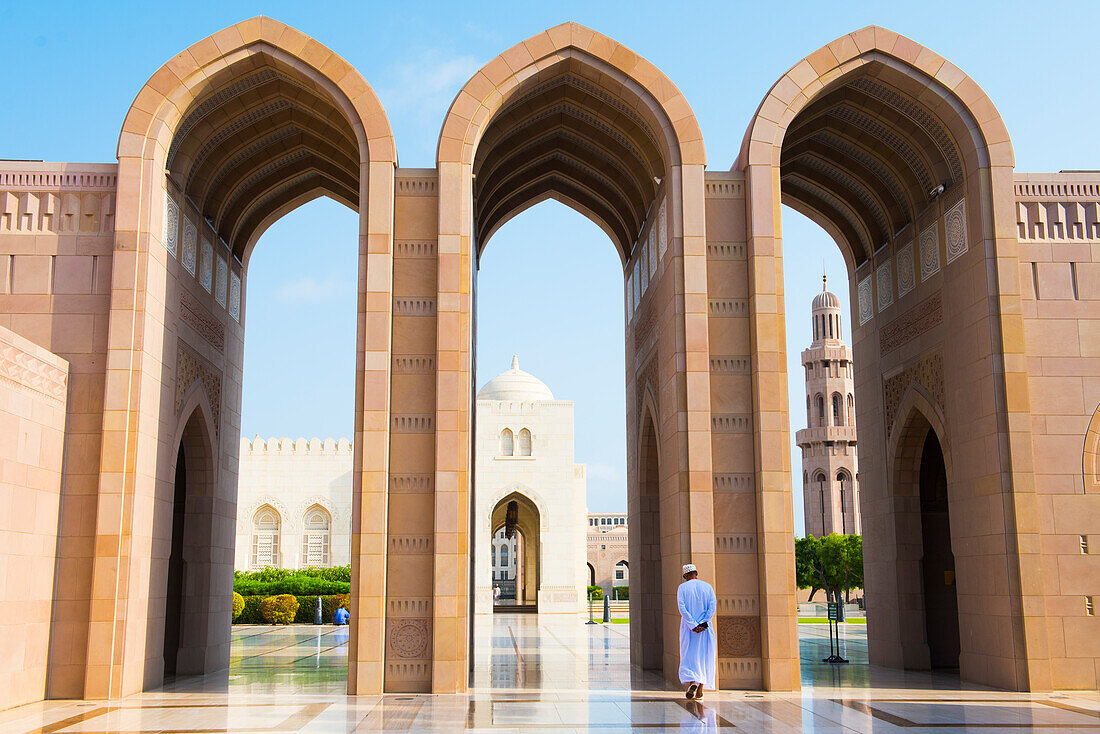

[473,357,588,615]
[586,513,629,593]
[234,437,353,570]
[795,277,861,537]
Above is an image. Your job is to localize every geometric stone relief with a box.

[919,223,940,281]
[215,256,228,308]
[632,301,659,353]
[389,536,433,554]
[199,238,213,292]
[229,271,241,322]
[387,617,431,659]
[712,474,754,492]
[639,241,648,293]
[711,414,752,433]
[857,274,873,325]
[709,356,750,374]
[626,277,633,322]
[182,222,197,275]
[237,497,291,533]
[658,199,667,261]
[876,260,893,312]
[179,288,225,352]
[944,198,968,264]
[648,224,657,277]
[164,192,178,257]
[393,298,436,316]
[391,415,433,433]
[634,353,659,429]
[715,535,756,553]
[896,243,915,298]
[717,615,761,658]
[708,299,748,317]
[879,291,942,357]
[392,355,435,373]
[706,242,746,260]
[0,336,68,404]
[883,349,944,440]
[174,340,222,438]
[389,474,434,493]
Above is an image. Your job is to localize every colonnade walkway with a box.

[4,614,1098,732]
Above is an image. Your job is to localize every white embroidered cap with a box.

[682,564,697,575]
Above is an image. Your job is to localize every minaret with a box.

[796,275,860,537]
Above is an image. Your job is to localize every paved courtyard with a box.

[4,614,1097,732]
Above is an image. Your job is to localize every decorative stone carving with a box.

[717,615,761,658]
[393,298,436,316]
[632,301,659,352]
[389,536,433,554]
[919,224,940,281]
[945,198,968,264]
[876,260,893,312]
[394,240,436,257]
[883,350,945,439]
[164,193,178,256]
[879,291,942,357]
[387,617,431,659]
[709,356,750,373]
[393,355,435,373]
[711,414,752,433]
[706,242,746,260]
[175,340,222,436]
[179,289,225,352]
[648,224,657,277]
[715,535,756,553]
[0,336,68,403]
[229,271,241,322]
[712,474,754,492]
[658,199,667,260]
[390,474,434,492]
[182,223,197,276]
[635,353,660,424]
[896,243,915,298]
[215,256,228,308]
[199,238,213,292]
[708,299,748,317]
[857,275,873,325]
[392,415,433,433]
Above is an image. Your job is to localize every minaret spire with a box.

[511,354,519,371]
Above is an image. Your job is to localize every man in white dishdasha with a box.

[677,563,717,699]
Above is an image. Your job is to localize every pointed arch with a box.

[1085,403,1100,494]
[301,503,332,567]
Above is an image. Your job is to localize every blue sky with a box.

[3,1,1096,532]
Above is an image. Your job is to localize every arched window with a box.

[251,505,280,569]
[500,428,513,456]
[816,395,826,427]
[832,393,843,426]
[836,471,851,534]
[615,559,629,582]
[847,393,855,426]
[491,544,497,565]
[501,544,509,566]
[301,505,331,567]
[518,428,532,456]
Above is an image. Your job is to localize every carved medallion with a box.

[718,615,761,658]
[387,618,430,659]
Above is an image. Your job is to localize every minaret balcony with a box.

[795,425,858,446]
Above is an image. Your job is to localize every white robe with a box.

[677,578,717,688]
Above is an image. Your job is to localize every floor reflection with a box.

[4,616,1097,732]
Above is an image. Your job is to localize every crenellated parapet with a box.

[0,162,117,235]
[1015,173,1100,242]
[239,436,353,456]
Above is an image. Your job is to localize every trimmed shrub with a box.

[586,585,604,600]
[239,595,265,624]
[323,593,351,623]
[294,596,316,623]
[233,577,350,597]
[232,591,245,621]
[260,594,299,625]
[612,586,629,600]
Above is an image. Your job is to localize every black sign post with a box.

[822,602,849,664]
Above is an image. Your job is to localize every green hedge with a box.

[260,594,299,624]
[233,566,351,596]
[586,585,604,600]
[612,586,629,600]
[234,594,351,624]
[232,591,245,621]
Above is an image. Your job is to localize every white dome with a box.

[477,356,554,401]
[812,274,841,310]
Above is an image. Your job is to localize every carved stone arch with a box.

[298,495,337,525]
[1083,403,1100,494]
[242,497,291,533]
[886,380,952,483]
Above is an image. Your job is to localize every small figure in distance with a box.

[493,584,501,604]
[334,603,350,625]
[677,563,717,700]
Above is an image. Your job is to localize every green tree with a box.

[794,534,863,603]
[794,536,822,601]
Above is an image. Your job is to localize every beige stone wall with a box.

[0,325,68,709]
[1014,173,1100,689]
[0,163,114,699]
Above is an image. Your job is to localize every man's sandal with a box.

[694,686,704,700]
[685,683,699,699]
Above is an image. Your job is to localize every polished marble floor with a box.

[5,615,1098,732]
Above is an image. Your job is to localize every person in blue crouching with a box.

[334,604,350,625]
